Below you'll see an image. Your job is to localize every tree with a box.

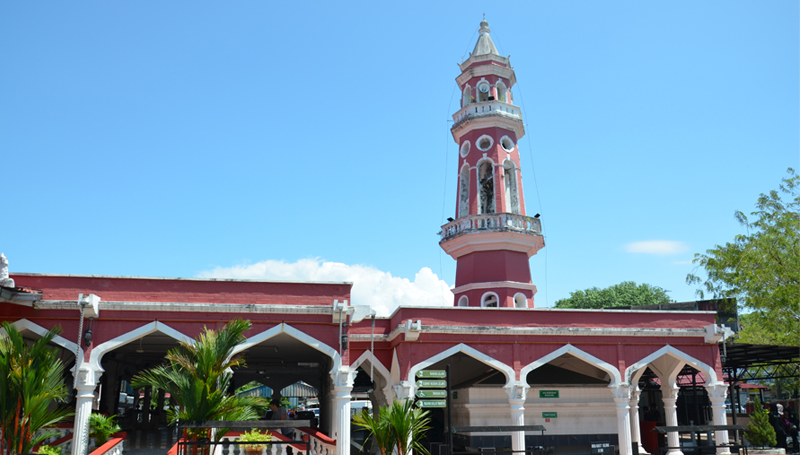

[554,281,673,309]
[131,319,266,451]
[687,169,799,346]
[353,399,432,455]
[744,397,776,448]
[0,322,73,455]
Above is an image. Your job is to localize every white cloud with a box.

[196,258,454,317]
[624,240,689,255]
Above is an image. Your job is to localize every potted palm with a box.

[0,322,73,455]
[88,413,121,448]
[238,429,272,455]
[353,399,431,455]
[132,319,266,455]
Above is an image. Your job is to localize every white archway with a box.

[624,345,719,386]
[408,342,515,386]
[520,344,622,387]
[89,321,193,371]
[0,318,82,360]
[234,322,341,373]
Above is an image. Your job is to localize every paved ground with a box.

[122,427,180,455]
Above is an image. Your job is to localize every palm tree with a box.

[131,319,265,453]
[353,399,431,455]
[0,322,73,455]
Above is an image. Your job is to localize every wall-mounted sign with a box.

[542,412,557,418]
[416,379,447,389]
[416,370,447,378]
[417,399,447,408]
[591,442,611,454]
[539,390,559,398]
[416,389,447,398]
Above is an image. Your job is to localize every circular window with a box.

[460,141,471,157]
[501,136,515,152]
[478,81,490,93]
[476,135,493,151]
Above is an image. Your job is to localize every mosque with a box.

[0,20,733,455]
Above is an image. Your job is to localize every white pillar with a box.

[661,385,683,455]
[72,363,102,455]
[507,383,529,455]
[705,383,731,454]
[330,368,355,455]
[613,385,633,455]
[629,387,648,455]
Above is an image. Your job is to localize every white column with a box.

[72,363,102,455]
[705,383,731,454]
[330,368,355,455]
[507,383,529,455]
[629,387,648,455]
[613,385,633,455]
[661,385,683,455]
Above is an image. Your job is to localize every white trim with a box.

[476,135,494,151]
[233,322,341,374]
[481,291,500,308]
[500,135,515,152]
[457,296,469,307]
[460,140,471,157]
[0,318,82,360]
[89,321,193,372]
[453,281,537,294]
[421,325,706,338]
[408,342,515,387]
[350,350,391,382]
[35,300,335,314]
[520,344,622,387]
[624,345,719,385]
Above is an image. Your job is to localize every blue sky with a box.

[2,2,797,313]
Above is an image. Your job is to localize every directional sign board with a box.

[416,379,447,389]
[417,399,447,408]
[416,370,447,378]
[416,389,447,399]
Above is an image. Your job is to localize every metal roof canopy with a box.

[723,343,799,382]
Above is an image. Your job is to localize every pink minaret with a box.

[440,20,544,309]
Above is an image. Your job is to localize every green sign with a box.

[416,379,447,388]
[416,389,447,398]
[542,412,557,418]
[417,399,447,408]
[539,390,559,398]
[416,370,447,378]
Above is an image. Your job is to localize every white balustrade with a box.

[452,100,521,126]
[440,213,542,241]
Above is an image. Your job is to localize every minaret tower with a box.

[440,20,544,309]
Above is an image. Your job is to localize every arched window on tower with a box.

[478,161,495,214]
[503,160,520,215]
[477,81,490,102]
[496,81,508,102]
[458,296,469,307]
[459,165,470,218]
[462,85,472,106]
[482,292,499,308]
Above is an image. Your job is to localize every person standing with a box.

[769,403,789,450]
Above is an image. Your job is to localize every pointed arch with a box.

[520,344,622,387]
[350,350,391,382]
[458,163,471,218]
[496,80,508,102]
[624,345,718,386]
[408,343,515,386]
[89,321,193,370]
[476,157,496,215]
[0,318,82,360]
[234,323,341,373]
[462,84,472,107]
[502,159,520,214]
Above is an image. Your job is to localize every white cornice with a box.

[440,229,544,259]
[34,300,334,314]
[451,113,525,144]
[456,63,516,88]
[452,281,537,294]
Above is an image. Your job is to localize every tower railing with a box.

[439,213,542,242]
[452,100,522,128]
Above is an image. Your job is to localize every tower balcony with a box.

[451,100,522,130]
[439,213,544,259]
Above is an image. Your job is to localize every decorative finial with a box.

[479,18,490,35]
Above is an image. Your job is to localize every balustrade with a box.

[440,213,541,241]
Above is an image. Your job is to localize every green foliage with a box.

[687,169,800,346]
[554,281,673,309]
[36,445,63,455]
[353,400,431,455]
[744,397,776,448]
[88,413,121,446]
[0,322,73,455]
[131,319,266,446]
[238,429,272,450]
